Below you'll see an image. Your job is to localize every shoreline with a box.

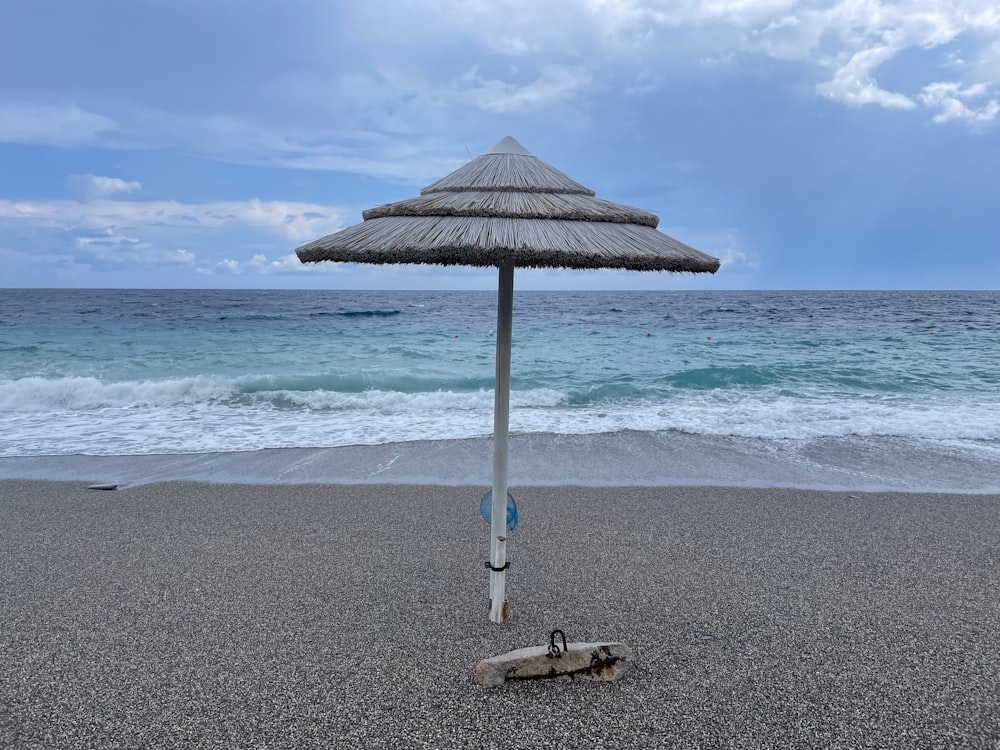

[3,429,999,494]
[4,479,1000,748]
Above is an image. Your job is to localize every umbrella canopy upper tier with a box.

[296,136,721,273]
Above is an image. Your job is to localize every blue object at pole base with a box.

[480,490,518,532]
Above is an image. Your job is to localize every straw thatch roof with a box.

[296,136,721,273]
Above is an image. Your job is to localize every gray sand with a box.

[2,480,999,749]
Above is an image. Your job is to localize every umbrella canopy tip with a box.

[486,136,534,157]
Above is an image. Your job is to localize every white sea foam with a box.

[2,375,998,457]
[0,376,233,411]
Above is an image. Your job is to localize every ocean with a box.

[1,288,998,492]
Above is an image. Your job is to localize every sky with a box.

[1,0,998,291]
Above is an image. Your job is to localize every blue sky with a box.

[1,0,998,290]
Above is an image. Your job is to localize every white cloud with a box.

[348,0,1000,131]
[1,0,998,204]
[751,1,999,122]
[460,65,595,114]
[73,230,145,250]
[585,0,799,33]
[657,226,759,274]
[816,45,917,109]
[270,144,464,185]
[0,196,346,242]
[265,252,334,273]
[121,106,468,184]
[429,0,1000,126]
[0,192,349,280]
[920,80,1000,123]
[0,104,118,146]
[68,174,143,201]
[211,252,341,275]
[266,253,310,272]
[713,232,759,273]
[716,243,761,273]
[63,230,203,267]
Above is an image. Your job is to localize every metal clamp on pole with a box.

[485,561,510,572]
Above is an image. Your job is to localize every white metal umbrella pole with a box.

[488,261,514,623]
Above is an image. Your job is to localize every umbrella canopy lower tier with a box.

[296,215,720,272]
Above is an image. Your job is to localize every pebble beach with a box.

[3,479,999,748]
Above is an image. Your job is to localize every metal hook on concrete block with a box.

[548,629,567,658]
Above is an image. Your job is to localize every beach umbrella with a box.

[296,136,721,623]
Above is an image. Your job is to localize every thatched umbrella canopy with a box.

[296,136,720,623]
[298,136,719,273]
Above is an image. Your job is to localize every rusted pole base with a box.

[487,599,509,622]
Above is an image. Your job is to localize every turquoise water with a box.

[1,289,998,490]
